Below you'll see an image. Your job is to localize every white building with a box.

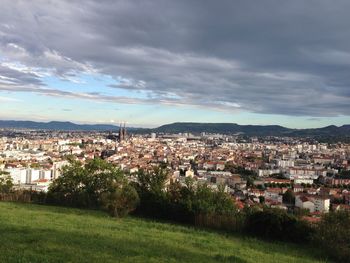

[258,169,281,177]
[294,177,314,185]
[276,159,295,168]
[5,168,27,184]
[185,169,195,178]
[5,168,53,184]
[295,194,330,213]
[295,195,315,212]
[314,196,330,213]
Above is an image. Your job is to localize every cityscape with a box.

[1,0,350,262]
[1,125,350,216]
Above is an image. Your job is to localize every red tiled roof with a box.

[32,179,50,183]
[302,216,321,224]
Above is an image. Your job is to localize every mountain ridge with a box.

[0,120,349,137]
[0,120,119,131]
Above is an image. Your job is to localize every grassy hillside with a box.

[0,202,328,263]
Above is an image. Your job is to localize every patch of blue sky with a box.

[41,73,151,99]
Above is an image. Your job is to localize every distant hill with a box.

[153,122,350,137]
[153,122,291,135]
[0,120,120,131]
[293,125,350,136]
[0,120,349,138]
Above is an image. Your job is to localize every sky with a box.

[0,0,350,128]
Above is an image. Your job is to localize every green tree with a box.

[246,177,254,187]
[192,183,215,214]
[282,189,295,204]
[101,181,139,217]
[0,172,13,193]
[48,158,138,217]
[212,184,237,214]
[134,167,169,218]
[167,180,182,203]
[136,167,168,197]
[181,182,236,215]
[259,196,265,203]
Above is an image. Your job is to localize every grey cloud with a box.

[0,64,44,86]
[0,63,194,107]
[307,118,322,122]
[0,0,350,116]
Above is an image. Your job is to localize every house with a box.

[295,195,315,212]
[265,188,283,204]
[314,196,330,213]
[263,178,291,185]
[330,177,350,186]
[227,175,245,188]
[248,189,264,197]
[313,156,334,165]
[294,177,314,185]
[295,194,330,213]
[287,168,326,180]
[293,184,304,193]
[31,178,51,192]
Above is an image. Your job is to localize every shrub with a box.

[245,208,313,242]
[134,169,238,226]
[313,211,350,262]
[0,172,13,194]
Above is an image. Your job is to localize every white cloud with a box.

[0,96,21,102]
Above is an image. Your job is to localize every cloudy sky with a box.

[0,0,350,128]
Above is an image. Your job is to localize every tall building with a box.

[119,122,127,142]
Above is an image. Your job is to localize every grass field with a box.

[0,202,328,263]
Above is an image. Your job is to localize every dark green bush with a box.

[244,208,313,242]
[0,172,13,193]
[313,211,350,262]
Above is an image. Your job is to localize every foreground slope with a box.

[0,202,327,263]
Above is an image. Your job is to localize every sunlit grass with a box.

[0,202,328,263]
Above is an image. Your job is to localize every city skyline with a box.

[1,1,350,128]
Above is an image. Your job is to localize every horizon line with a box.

[0,118,349,130]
